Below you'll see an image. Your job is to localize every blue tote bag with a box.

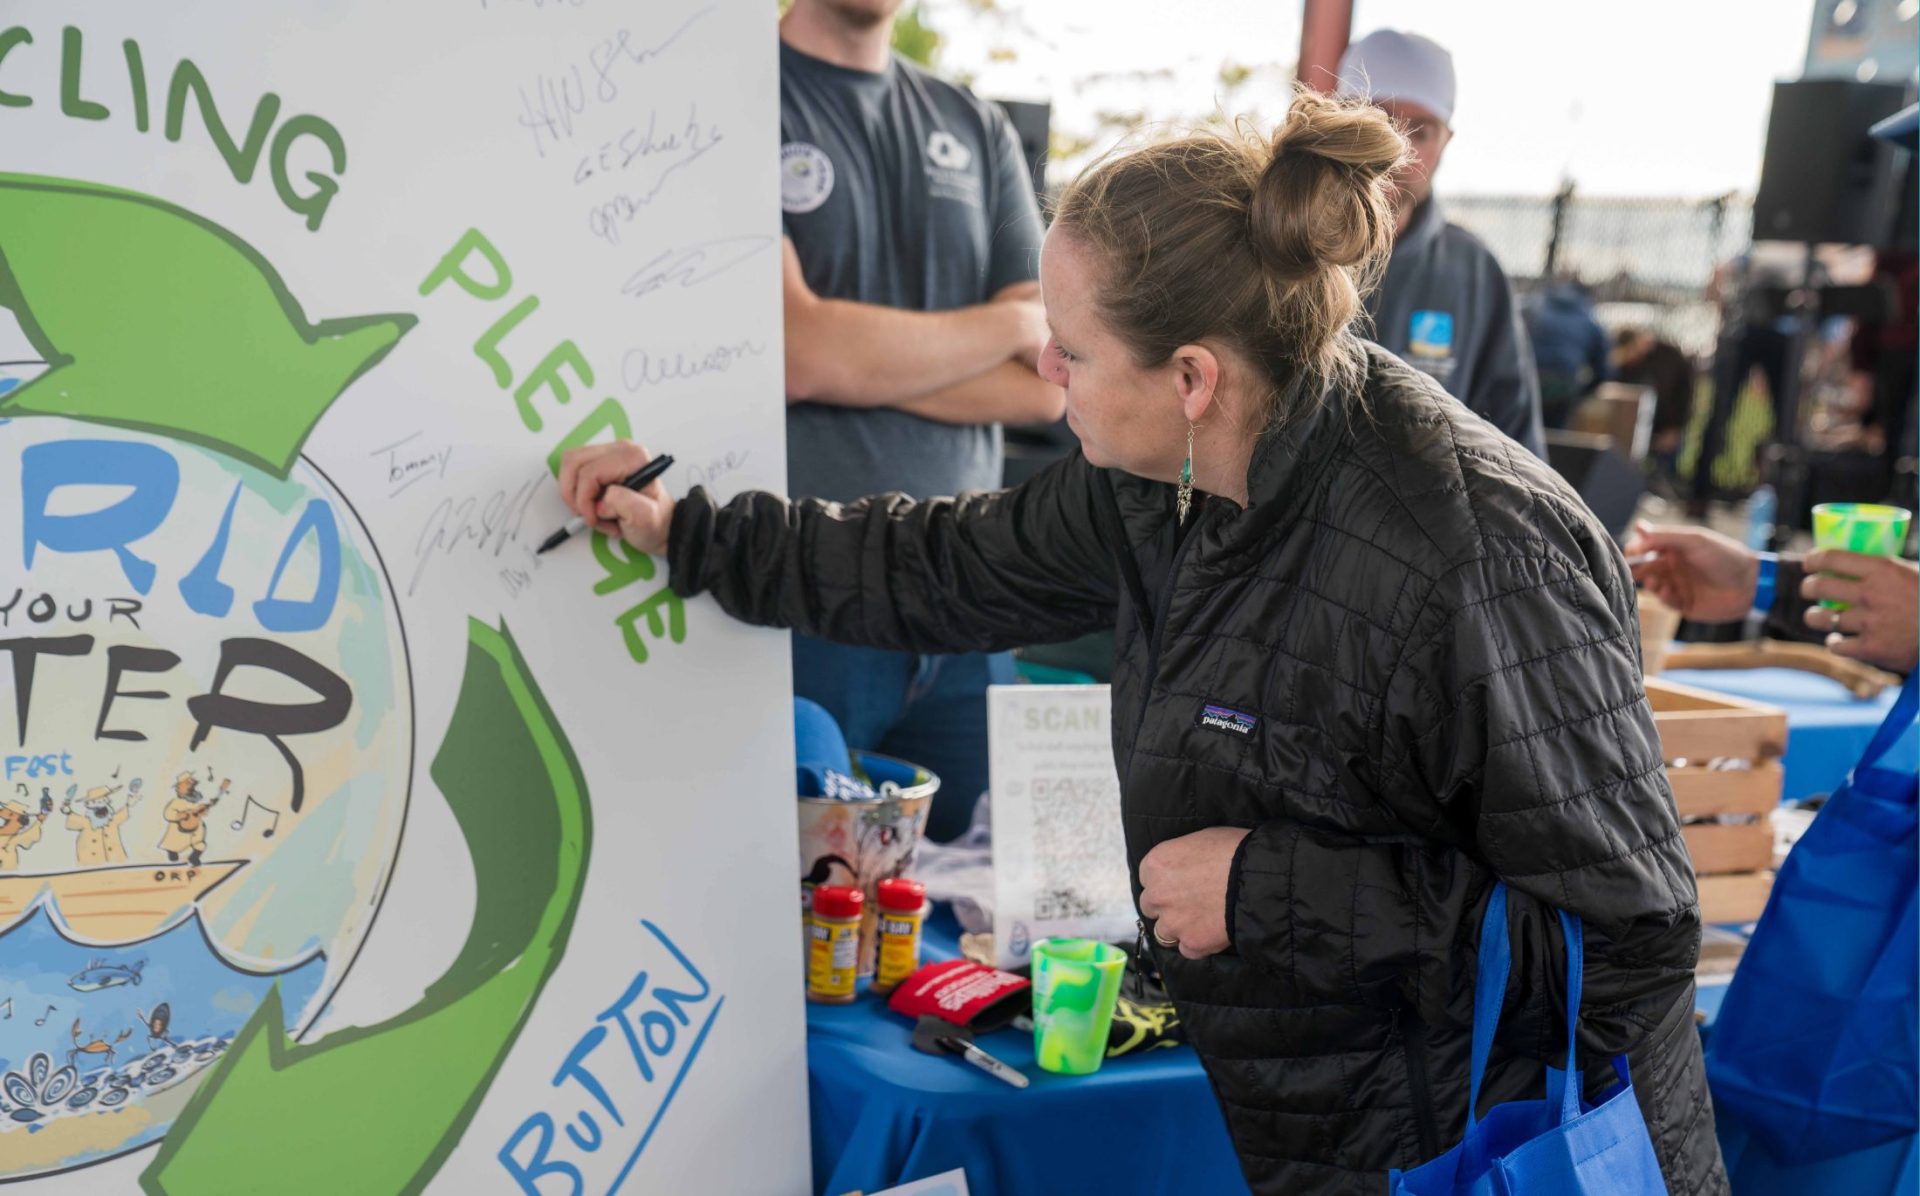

[1706,673,1919,1164]
[1390,884,1669,1196]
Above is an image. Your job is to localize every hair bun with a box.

[1049,90,1409,421]
[1249,88,1407,282]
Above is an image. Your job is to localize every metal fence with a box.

[1446,190,1772,492]
[1446,190,1751,357]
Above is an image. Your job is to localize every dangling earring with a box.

[1177,422,1195,526]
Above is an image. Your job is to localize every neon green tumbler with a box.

[1811,503,1912,610]
[1030,937,1126,1076]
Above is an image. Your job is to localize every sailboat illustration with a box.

[0,774,247,945]
[0,860,248,944]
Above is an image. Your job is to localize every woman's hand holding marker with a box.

[557,441,677,557]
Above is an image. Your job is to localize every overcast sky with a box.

[933,0,1823,197]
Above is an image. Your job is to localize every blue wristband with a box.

[1751,552,1778,619]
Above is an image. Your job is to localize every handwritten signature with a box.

[682,450,751,491]
[575,106,725,186]
[619,338,765,391]
[620,235,773,301]
[584,114,726,245]
[500,562,539,599]
[370,432,454,498]
[408,472,545,596]
[515,10,714,159]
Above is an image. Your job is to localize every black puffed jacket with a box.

[669,342,1727,1195]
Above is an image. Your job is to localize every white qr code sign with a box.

[988,685,1136,969]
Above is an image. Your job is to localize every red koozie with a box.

[885,959,1031,1033]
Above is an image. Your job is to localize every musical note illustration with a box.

[1,998,12,1020]
[206,765,215,782]
[230,796,281,839]
[33,1003,55,1026]
[112,764,122,778]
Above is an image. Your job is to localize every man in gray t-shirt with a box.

[778,0,1060,839]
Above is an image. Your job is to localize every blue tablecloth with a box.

[809,667,1903,1194]
[1660,666,1900,801]
[810,934,1906,1196]
[807,919,1245,1196]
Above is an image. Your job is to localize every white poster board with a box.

[987,686,1135,969]
[0,4,807,1192]
[874,1168,972,1196]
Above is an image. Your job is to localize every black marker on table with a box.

[934,1035,1029,1089]
[536,454,675,554]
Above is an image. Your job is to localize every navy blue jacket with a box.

[1369,200,1547,458]
[1527,281,1612,393]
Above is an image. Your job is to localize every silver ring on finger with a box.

[1152,927,1179,949]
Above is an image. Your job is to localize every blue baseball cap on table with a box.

[794,698,875,799]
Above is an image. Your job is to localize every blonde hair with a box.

[1052,87,1408,427]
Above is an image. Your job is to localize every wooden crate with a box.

[1666,761,1785,820]
[1695,873,1776,925]
[1645,676,1788,765]
[1667,761,1783,877]
[1644,678,1788,923]
[1679,817,1776,874]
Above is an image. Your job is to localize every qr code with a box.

[1034,887,1100,921]
[1028,769,1131,927]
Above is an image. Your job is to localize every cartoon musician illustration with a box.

[0,790,51,871]
[64,779,142,865]
[161,773,228,869]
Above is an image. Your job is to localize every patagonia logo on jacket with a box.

[1196,703,1257,738]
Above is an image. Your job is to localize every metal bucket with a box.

[797,750,939,978]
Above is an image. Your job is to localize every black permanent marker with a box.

[536,454,675,554]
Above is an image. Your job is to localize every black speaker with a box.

[1889,150,1918,252]
[1753,79,1909,246]
[993,98,1051,208]
[1546,431,1647,542]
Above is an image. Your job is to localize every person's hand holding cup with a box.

[1800,549,1919,674]
[1801,503,1915,673]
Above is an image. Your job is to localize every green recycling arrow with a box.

[0,173,413,477]
[141,618,593,1195]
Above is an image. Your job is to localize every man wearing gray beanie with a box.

[1338,30,1547,459]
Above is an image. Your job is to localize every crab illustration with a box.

[69,1019,133,1073]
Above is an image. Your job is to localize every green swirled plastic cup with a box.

[1030,937,1127,1076]
[1812,503,1912,610]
